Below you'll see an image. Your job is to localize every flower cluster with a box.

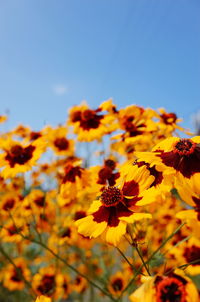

[0,100,199,302]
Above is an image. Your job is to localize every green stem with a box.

[127,225,151,276]
[120,222,186,298]
[0,244,36,300]
[116,247,137,272]
[7,212,117,302]
[29,237,117,302]
[135,244,151,276]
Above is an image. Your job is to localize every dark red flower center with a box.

[61,227,71,238]
[161,113,177,125]
[156,277,186,302]
[30,131,42,141]
[34,196,45,207]
[11,267,23,282]
[111,278,123,292]
[74,210,86,221]
[62,165,82,183]
[174,139,195,156]
[184,246,200,265]
[3,198,15,211]
[79,109,103,130]
[123,116,145,136]
[37,274,55,295]
[5,144,35,167]
[54,137,69,151]
[100,187,123,207]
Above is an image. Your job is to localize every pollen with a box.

[100,187,123,207]
[174,139,196,156]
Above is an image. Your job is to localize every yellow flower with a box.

[108,271,127,296]
[129,270,199,302]
[76,165,156,246]
[0,138,46,178]
[136,136,200,180]
[45,125,74,156]
[68,102,117,142]
[1,258,31,291]
[176,173,200,225]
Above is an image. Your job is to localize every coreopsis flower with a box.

[0,218,28,243]
[172,236,200,276]
[58,161,90,206]
[72,275,87,293]
[68,102,116,141]
[117,105,156,138]
[33,266,57,297]
[155,108,189,135]
[1,258,31,291]
[0,192,21,216]
[76,165,157,246]
[45,125,74,156]
[136,136,200,180]
[108,272,127,296]
[97,158,120,186]
[0,138,46,178]
[35,296,52,302]
[176,173,200,222]
[129,270,199,302]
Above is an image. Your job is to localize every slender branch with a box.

[127,225,151,276]
[116,247,136,272]
[27,237,117,302]
[0,244,36,300]
[7,212,117,302]
[134,244,151,276]
[120,222,186,298]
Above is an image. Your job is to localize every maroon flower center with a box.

[111,278,123,292]
[30,131,42,141]
[74,211,86,221]
[100,187,123,207]
[3,198,15,211]
[161,113,177,125]
[34,196,45,207]
[5,144,35,167]
[156,277,186,302]
[11,267,23,282]
[62,165,82,183]
[79,109,103,130]
[37,275,55,295]
[184,246,200,265]
[54,137,69,151]
[61,227,71,238]
[174,139,195,156]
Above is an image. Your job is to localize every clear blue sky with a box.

[0,0,199,132]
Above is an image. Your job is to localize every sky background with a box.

[0,0,199,132]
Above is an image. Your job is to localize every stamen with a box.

[100,187,123,207]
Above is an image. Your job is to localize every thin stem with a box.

[127,225,151,276]
[116,247,136,272]
[7,212,117,302]
[120,222,186,298]
[28,237,117,302]
[0,244,36,300]
[135,244,151,276]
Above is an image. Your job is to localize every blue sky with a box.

[0,0,199,132]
